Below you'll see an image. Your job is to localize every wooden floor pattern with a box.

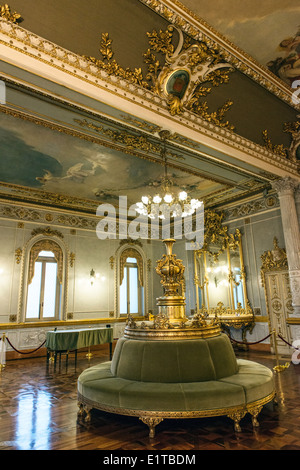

[0,345,299,451]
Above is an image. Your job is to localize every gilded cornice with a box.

[0,17,299,177]
[139,0,298,111]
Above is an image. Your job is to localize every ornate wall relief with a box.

[86,26,234,128]
[28,239,63,285]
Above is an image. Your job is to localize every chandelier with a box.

[135,131,203,219]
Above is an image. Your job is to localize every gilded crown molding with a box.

[0,199,99,231]
[0,17,299,178]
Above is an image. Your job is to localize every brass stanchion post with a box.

[0,333,6,371]
[272,329,290,373]
[86,347,93,359]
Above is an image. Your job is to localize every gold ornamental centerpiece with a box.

[155,239,186,324]
[124,239,220,340]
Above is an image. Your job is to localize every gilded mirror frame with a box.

[193,210,254,329]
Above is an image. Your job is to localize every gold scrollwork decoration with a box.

[120,248,144,287]
[262,130,288,158]
[196,209,240,261]
[85,26,234,129]
[31,226,64,239]
[15,247,22,264]
[0,4,22,23]
[153,312,174,330]
[155,239,185,297]
[194,210,253,325]
[109,256,115,270]
[28,240,63,284]
[69,252,75,268]
[74,118,161,154]
[85,32,150,89]
[260,237,288,285]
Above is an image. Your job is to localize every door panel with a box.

[265,271,292,355]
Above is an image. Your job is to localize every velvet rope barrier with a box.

[277,333,300,351]
[229,331,300,352]
[228,333,272,346]
[0,335,46,355]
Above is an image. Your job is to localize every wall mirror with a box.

[193,210,254,326]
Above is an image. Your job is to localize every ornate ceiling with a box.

[0,0,299,215]
[179,0,300,84]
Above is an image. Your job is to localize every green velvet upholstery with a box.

[78,361,246,411]
[111,333,238,383]
[77,333,275,438]
[78,334,275,417]
[220,359,275,403]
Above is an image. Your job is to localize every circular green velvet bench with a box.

[77,333,275,437]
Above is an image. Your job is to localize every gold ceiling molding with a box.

[0,4,22,23]
[119,115,162,134]
[74,117,161,154]
[74,117,186,162]
[0,201,100,232]
[0,20,299,176]
[86,27,235,129]
[223,193,280,222]
[139,0,298,111]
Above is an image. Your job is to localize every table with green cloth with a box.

[46,327,114,365]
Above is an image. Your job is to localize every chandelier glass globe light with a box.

[135,179,202,219]
[135,131,202,220]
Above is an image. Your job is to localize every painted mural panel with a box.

[0,113,217,206]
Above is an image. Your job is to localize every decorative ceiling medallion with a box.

[154,26,234,126]
[139,0,299,111]
[86,26,235,129]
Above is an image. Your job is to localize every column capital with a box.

[272,176,300,196]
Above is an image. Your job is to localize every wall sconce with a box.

[90,269,96,285]
[90,269,101,285]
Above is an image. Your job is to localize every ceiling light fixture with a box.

[135,131,202,220]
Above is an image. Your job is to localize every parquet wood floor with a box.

[0,344,299,452]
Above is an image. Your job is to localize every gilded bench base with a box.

[77,391,275,438]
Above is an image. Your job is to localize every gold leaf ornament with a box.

[0,3,22,23]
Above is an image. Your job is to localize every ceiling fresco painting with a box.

[0,0,299,216]
[178,0,300,81]
[0,112,226,207]
[267,26,300,86]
